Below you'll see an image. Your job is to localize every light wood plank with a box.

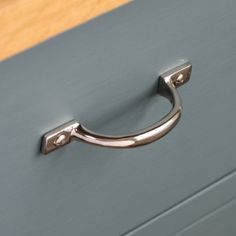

[0,0,130,61]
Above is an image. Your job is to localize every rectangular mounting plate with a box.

[41,120,79,154]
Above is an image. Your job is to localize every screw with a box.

[54,134,67,146]
[176,73,184,83]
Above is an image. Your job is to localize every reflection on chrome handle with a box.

[41,62,192,154]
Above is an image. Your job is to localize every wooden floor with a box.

[0,0,130,61]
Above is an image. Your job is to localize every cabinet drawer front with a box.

[173,198,236,236]
[124,171,236,236]
[0,0,236,235]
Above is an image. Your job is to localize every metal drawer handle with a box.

[41,62,192,154]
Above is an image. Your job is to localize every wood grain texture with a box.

[0,0,130,61]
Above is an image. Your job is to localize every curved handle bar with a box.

[42,62,191,154]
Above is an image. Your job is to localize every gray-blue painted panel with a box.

[0,0,236,235]
[124,170,236,236]
[174,198,236,236]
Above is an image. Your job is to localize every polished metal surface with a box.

[41,62,192,154]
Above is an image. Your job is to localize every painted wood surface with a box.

[174,198,236,236]
[0,0,235,235]
[124,170,236,236]
[0,0,130,61]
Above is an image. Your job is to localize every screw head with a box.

[176,73,184,83]
[54,134,67,146]
[172,73,188,87]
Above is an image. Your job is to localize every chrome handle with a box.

[41,62,192,154]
